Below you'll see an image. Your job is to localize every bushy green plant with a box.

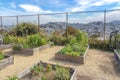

[12,43,23,51]
[46,64,52,72]
[59,44,86,56]
[89,38,110,51]
[75,30,88,46]
[3,35,12,44]
[7,75,19,80]
[50,31,66,45]
[41,75,47,80]
[63,26,78,36]
[23,62,71,80]
[54,65,70,80]
[50,27,80,46]
[11,36,26,44]
[0,51,4,60]
[11,34,48,49]
[30,63,44,76]
[65,35,74,44]
[59,30,88,56]
[26,34,47,48]
[14,22,38,36]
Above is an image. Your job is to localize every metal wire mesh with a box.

[39,13,66,35]
[0,9,120,40]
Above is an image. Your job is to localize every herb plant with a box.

[7,75,19,80]
[24,63,71,80]
[59,30,88,56]
[0,51,5,60]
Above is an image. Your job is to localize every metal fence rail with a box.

[0,9,120,40]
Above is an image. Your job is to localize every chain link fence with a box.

[0,9,120,40]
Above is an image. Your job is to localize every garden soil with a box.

[0,46,120,80]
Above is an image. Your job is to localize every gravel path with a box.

[0,46,120,80]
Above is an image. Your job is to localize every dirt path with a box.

[0,46,120,80]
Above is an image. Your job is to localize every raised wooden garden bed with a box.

[17,61,77,80]
[0,55,14,70]
[55,45,89,64]
[13,43,51,55]
[114,50,120,67]
[0,44,12,50]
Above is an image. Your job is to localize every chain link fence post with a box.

[104,10,106,41]
[38,14,40,32]
[16,16,18,25]
[66,12,68,38]
[0,16,2,31]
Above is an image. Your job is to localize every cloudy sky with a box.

[0,0,120,15]
[0,0,120,25]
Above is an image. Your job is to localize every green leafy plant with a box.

[50,35,66,45]
[11,33,48,50]
[41,74,47,80]
[21,62,71,80]
[0,50,5,60]
[14,22,38,36]
[58,30,88,56]
[89,38,110,51]
[26,34,47,48]
[30,63,44,76]
[12,43,23,51]
[54,64,70,80]
[3,35,12,44]
[46,64,52,72]
[7,75,19,80]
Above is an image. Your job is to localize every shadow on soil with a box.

[99,55,120,77]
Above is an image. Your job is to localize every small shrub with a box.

[54,65,70,80]
[65,35,74,44]
[14,37,26,44]
[14,22,38,36]
[3,35,12,44]
[50,30,66,45]
[22,43,29,49]
[12,43,23,51]
[22,62,71,80]
[50,35,66,45]
[30,63,44,76]
[26,34,47,48]
[59,30,88,56]
[46,64,52,72]
[59,44,86,56]
[41,75,47,80]
[89,38,110,51]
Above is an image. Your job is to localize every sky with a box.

[0,0,120,16]
[0,0,120,25]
